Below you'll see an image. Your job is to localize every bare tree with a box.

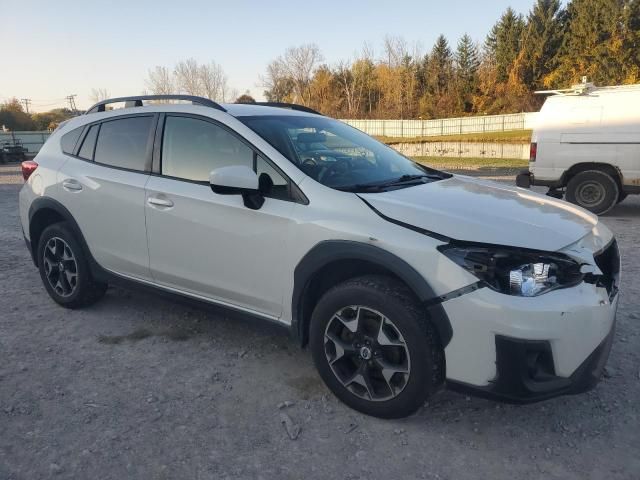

[199,61,229,101]
[280,44,323,104]
[89,88,110,103]
[174,58,202,95]
[145,66,175,95]
[260,59,293,102]
[335,60,356,115]
[383,36,408,68]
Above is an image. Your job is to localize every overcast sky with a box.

[1,0,536,111]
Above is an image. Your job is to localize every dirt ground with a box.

[1,164,639,480]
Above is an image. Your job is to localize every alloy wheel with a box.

[323,306,411,402]
[43,237,78,297]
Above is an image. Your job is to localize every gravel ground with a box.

[1,163,639,480]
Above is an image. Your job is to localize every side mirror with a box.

[209,165,264,210]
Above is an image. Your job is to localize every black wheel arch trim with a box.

[292,240,456,348]
[27,197,110,282]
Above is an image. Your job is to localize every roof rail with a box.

[85,95,227,114]
[253,102,321,115]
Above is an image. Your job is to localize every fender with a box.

[292,240,453,348]
[27,197,110,282]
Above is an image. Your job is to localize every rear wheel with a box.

[617,192,628,204]
[37,222,107,308]
[309,275,443,418]
[565,170,619,215]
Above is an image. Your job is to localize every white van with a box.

[517,82,640,214]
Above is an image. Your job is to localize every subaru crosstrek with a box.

[19,95,620,418]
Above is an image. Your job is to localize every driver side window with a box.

[161,115,291,201]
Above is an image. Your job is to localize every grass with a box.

[412,156,528,171]
[377,129,532,144]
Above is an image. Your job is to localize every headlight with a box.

[438,244,584,297]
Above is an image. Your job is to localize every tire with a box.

[309,275,444,419]
[37,222,107,308]
[565,170,619,215]
[617,192,628,204]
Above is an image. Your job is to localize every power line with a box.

[21,98,31,113]
[66,94,78,113]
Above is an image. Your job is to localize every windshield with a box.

[238,115,449,191]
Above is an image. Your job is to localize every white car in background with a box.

[19,95,619,418]
[518,81,640,214]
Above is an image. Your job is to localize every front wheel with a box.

[309,275,444,419]
[565,170,619,215]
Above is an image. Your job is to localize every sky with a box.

[1,0,537,112]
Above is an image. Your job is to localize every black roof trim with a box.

[253,102,321,115]
[86,95,227,114]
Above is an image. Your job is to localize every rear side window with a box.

[78,125,99,160]
[61,127,82,155]
[94,116,153,171]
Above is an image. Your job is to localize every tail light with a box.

[529,142,537,162]
[21,160,39,181]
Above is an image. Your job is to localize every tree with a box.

[89,88,110,103]
[486,8,525,82]
[235,93,256,103]
[31,108,75,130]
[281,44,323,104]
[546,0,627,87]
[174,58,202,95]
[145,66,175,95]
[0,98,36,130]
[199,61,229,101]
[622,0,640,82]
[420,35,456,118]
[455,34,480,112]
[261,58,295,102]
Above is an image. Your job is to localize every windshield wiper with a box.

[335,174,439,193]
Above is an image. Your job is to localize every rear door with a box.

[57,114,156,280]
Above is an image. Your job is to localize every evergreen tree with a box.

[518,0,565,90]
[547,0,626,87]
[429,35,453,94]
[622,0,640,82]
[456,34,480,112]
[486,7,525,82]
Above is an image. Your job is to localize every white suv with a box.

[19,95,620,418]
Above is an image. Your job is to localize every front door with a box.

[145,114,297,318]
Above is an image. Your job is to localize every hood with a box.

[359,175,598,251]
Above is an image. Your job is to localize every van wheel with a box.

[565,170,619,215]
[309,275,444,419]
[617,192,628,204]
[37,222,108,308]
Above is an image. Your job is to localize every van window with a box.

[61,127,82,155]
[94,116,153,171]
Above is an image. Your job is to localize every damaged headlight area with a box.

[438,244,584,297]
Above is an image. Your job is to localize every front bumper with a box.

[447,317,615,403]
[441,282,618,403]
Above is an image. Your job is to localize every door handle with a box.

[147,197,174,208]
[62,179,83,191]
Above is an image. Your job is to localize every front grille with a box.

[593,240,620,298]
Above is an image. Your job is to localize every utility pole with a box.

[65,94,78,113]
[21,98,31,113]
